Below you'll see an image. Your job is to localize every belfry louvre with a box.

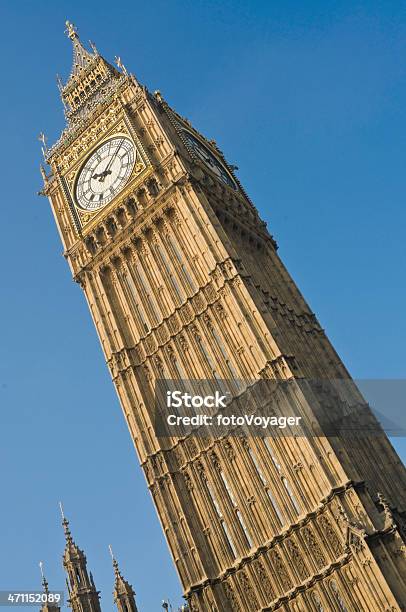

[41,22,406,612]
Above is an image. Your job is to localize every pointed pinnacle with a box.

[59,502,73,544]
[39,561,49,595]
[109,544,121,578]
[59,501,65,520]
[65,21,78,40]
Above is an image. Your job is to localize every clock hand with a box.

[91,171,104,180]
[90,171,111,183]
[98,139,125,181]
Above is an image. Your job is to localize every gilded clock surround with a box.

[40,23,406,612]
[74,136,137,211]
[62,119,150,231]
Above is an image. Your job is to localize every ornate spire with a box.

[64,20,96,79]
[39,561,61,612]
[57,19,127,125]
[59,505,101,612]
[109,545,139,612]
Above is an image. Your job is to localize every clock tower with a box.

[41,22,406,611]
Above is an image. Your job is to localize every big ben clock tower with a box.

[41,22,406,611]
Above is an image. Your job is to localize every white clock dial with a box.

[75,137,136,211]
[182,130,237,190]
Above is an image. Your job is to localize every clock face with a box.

[182,130,237,190]
[75,137,136,211]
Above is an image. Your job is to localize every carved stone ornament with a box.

[238,571,259,610]
[183,471,194,492]
[348,529,365,553]
[254,560,275,602]
[223,582,241,612]
[302,526,326,569]
[319,515,343,556]
[377,492,396,530]
[286,539,309,581]
[269,549,292,591]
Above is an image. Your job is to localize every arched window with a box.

[133,261,161,324]
[247,446,285,525]
[206,480,237,558]
[330,580,348,612]
[122,272,150,334]
[264,439,282,472]
[167,235,197,293]
[210,325,239,379]
[236,510,253,548]
[220,471,253,548]
[155,243,185,303]
[196,336,218,377]
[311,591,324,612]
[265,439,301,514]
[282,477,301,514]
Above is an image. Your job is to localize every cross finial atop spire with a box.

[65,20,78,40]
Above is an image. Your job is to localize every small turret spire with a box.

[39,561,61,612]
[60,506,102,612]
[110,546,139,612]
[39,561,49,595]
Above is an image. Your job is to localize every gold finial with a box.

[65,20,78,40]
[114,56,128,76]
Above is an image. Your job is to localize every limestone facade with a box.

[41,23,406,611]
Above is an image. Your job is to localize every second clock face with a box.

[182,130,237,190]
[75,137,136,211]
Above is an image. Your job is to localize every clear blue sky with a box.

[0,1,405,610]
